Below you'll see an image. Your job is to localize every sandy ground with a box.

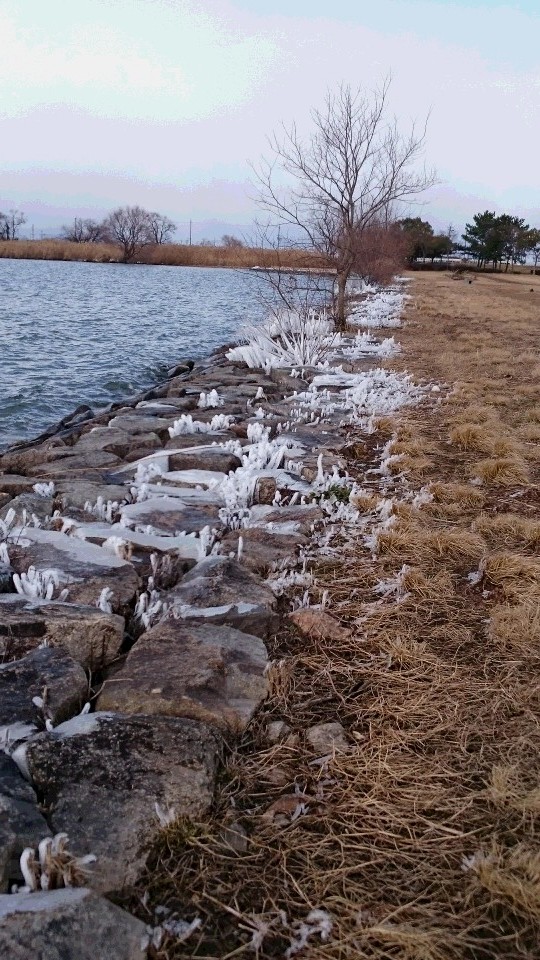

[136,271,540,959]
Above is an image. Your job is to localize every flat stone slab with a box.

[54,481,128,512]
[7,527,139,611]
[118,496,221,535]
[97,620,268,732]
[249,504,323,536]
[0,754,51,893]
[0,475,43,497]
[23,714,220,892]
[25,450,122,478]
[167,446,241,474]
[0,888,147,959]
[0,647,87,727]
[159,469,226,488]
[167,556,278,639]
[63,521,202,561]
[71,427,134,460]
[0,595,124,669]
[221,527,307,576]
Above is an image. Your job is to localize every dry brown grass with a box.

[488,601,540,658]
[472,456,529,485]
[429,481,484,507]
[0,238,324,270]
[473,513,540,550]
[135,271,540,959]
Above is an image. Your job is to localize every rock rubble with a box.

[0,327,403,956]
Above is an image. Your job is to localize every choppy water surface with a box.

[0,259,263,450]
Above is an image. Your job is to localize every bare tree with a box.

[62,217,107,243]
[147,212,176,245]
[0,208,27,240]
[102,206,153,263]
[222,234,244,248]
[255,80,435,330]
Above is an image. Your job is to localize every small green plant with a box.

[324,484,351,503]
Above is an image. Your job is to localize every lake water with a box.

[0,259,264,450]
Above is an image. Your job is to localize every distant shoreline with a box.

[0,238,326,271]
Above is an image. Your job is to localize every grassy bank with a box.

[136,271,540,958]
[0,239,326,270]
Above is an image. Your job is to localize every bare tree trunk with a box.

[335,273,347,331]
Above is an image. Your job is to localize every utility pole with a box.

[31,224,35,240]
[189,220,192,246]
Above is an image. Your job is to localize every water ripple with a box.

[0,259,262,449]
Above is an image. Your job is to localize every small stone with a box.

[219,821,248,853]
[289,608,352,643]
[305,722,350,756]
[254,476,277,505]
[266,720,291,743]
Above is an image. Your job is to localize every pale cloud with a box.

[1,0,539,233]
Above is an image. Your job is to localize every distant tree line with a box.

[461,211,540,271]
[398,218,455,262]
[61,206,177,262]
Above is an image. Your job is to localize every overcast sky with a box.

[1,0,538,239]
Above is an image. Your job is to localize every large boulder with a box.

[23,714,220,892]
[0,595,124,669]
[118,496,221,535]
[0,647,88,727]
[97,620,268,732]
[7,527,139,611]
[0,888,147,960]
[0,754,51,892]
[167,555,278,639]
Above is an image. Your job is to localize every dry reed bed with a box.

[0,239,325,270]
[136,271,540,958]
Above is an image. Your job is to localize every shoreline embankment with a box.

[0,282,417,955]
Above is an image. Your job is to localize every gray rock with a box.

[0,887,147,959]
[25,451,122,479]
[0,476,39,497]
[0,647,87,727]
[7,527,139,611]
[54,481,127,513]
[221,527,307,576]
[118,496,221,535]
[250,504,323,536]
[0,493,55,524]
[0,595,124,669]
[0,562,13,593]
[24,714,220,892]
[167,556,278,639]
[0,754,51,892]
[97,620,268,732]
[107,414,174,442]
[167,446,241,474]
[305,722,350,756]
[71,427,133,460]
